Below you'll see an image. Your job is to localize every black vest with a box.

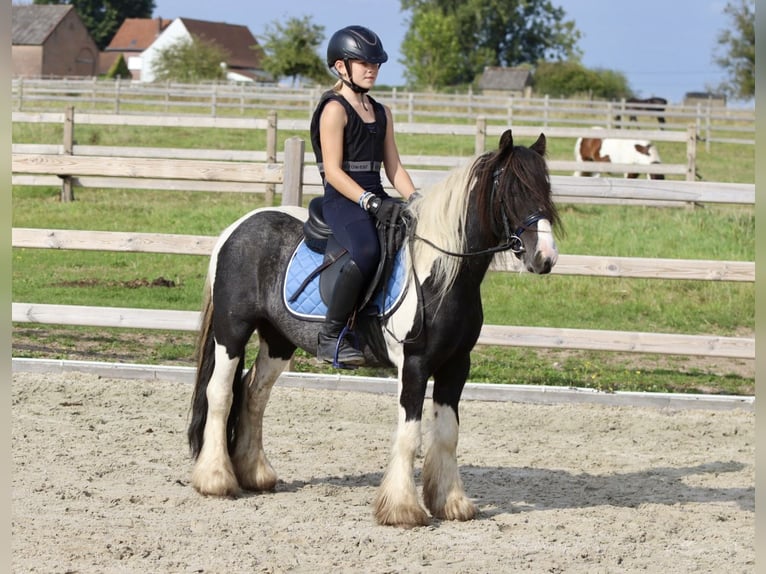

[310,90,387,177]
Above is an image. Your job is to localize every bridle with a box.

[410,167,546,258]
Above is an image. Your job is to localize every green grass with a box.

[11,118,755,395]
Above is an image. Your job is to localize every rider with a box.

[309,25,418,366]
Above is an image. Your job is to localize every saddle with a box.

[285,197,410,319]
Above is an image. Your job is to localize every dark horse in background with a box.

[186,130,561,527]
[615,96,668,127]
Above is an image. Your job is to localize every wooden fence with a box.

[11,134,755,361]
[13,108,701,191]
[11,78,754,148]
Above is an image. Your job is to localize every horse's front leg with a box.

[374,362,430,527]
[191,344,240,497]
[231,336,291,492]
[422,354,477,521]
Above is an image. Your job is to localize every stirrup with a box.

[331,325,364,368]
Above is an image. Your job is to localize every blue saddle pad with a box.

[283,240,407,321]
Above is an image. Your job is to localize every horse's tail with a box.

[188,276,216,459]
[187,274,247,459]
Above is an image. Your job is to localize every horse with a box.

[574,135,665,179]
[186,129,561,527]
[615,96,668,127]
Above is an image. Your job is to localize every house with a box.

[478,66,533,98]
[136,17,267,82]
[12,4,99,78]
[100,17,173,79]
[683,91,727,107]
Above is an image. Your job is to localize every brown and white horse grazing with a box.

[574,136,664,179]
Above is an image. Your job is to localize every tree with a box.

[33,0,155,49]
[714,0,754,100]
[104,53,130,79]
[401,8,471,89]
[259,16,327,86]
[533,61,631,99]
[400,0,581,85]
[150,36,227,83]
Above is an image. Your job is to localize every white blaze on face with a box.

[535,218,558,266]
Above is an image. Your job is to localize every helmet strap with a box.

[341,59,369,94]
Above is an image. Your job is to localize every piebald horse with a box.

[187,130,561,527]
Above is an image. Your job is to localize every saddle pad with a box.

[283,240,407,321]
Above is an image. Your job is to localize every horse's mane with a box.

[406,160,472,300]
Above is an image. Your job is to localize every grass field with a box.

[11,116,755,395]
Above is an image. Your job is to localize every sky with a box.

[152,0,738,105]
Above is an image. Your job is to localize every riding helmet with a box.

[326,26,388,67]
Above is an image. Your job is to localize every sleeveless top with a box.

[309,90,387,180]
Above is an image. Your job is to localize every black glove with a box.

[367,196,403,226]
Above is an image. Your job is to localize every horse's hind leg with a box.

[231,332,293,491]
[422,355,477,521]
[191,345,241,497]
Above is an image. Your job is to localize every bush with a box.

[533,60,631,99]
[105,54,131,79]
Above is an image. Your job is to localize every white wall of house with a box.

[139,18,189,82]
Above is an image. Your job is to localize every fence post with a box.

[282,137,304,207]
[475,117,487,155]
[61,106,75,202]
[408,93,414,123]
[17,77,23,111]
[308,88,317,119]
[114,77,121,114]
[686,124,697,182]
[265,110,278,205]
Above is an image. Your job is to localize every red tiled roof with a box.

[106,17,172,52]
[179,18,261,69]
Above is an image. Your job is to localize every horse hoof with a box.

[238,469,278,492]
[191,465,240,498]
[430,496,477,522]
[374,497,430,527]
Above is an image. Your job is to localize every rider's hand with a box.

[366,197,402,226]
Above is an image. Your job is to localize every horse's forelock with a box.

[480,145,560,233]
[509,146,559,228]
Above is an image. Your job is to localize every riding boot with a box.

[317,260,366,366]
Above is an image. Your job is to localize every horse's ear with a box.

[531,133,546,156]
[499,129,514,153]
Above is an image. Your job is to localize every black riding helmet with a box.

[327,25,388,93]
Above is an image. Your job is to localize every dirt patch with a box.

[53,276,177,289]
[12,370,754,572]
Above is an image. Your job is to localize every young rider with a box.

[309,25,418,366]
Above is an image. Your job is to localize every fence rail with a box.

[12,108,700,184]
[11,302,754,360]
[11,78,753,149]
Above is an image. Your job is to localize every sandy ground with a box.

[12,370,754,573]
